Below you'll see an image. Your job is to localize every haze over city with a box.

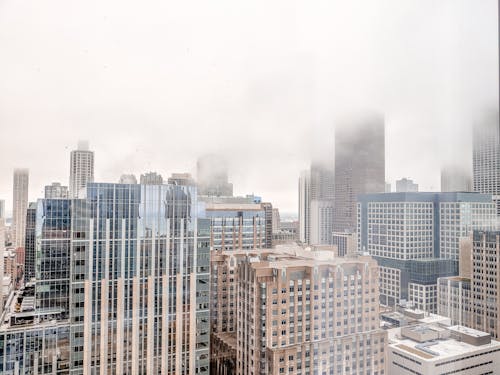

[0,0,498,215]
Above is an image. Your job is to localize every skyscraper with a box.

[44,182,69,198]
[334,113,385,233]
[118,173,138,184]
[395,177,418,192]
[197,154,233,197]
[69,140,94,198]
[298,162,334,245]
[473,110,500,215]
[12,168,29,248]
[24,202,37,282]
[441,165,473,192]
[140,171,163,184]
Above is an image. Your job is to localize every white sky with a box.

[0,0,497,215]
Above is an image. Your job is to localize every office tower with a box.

[299,162,334,245]
[35,199,72,320]
[357,192,496,310]
[387,324,500,374]
[298,170,311,244]
[118,173,137,184]
[0,199,4,219]
[69,141,94,199]
[237,250,387,375]
[385,182,391,193]
[261,202,273,248]
[471,230,500,338]
[441,165,473,192]
[197,154,233,196]
[334,113,385,233]
[0,215,4,313]
[139,171,163,184]
[473,110,500,215]
[272,208,280,233]
[24,202,36,281]
[69,183,210,374]
[167,172,195,186]
[44,182,69,198]
[273,221,300,245]
[12,168,29,248]
[310,200,334,244]
[395,177,418,192]
[204,201,266,251]
[332,232,357,256]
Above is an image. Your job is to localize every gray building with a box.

[357,192,496,310]
[24,202,37,282]
[69,141,94,199]
[334,113,385,233]
[44,182,69,198]
[396,178,418,192]
[197,154,233,197]
[441,165,472,192]
[118,173,137,184]
[139,171,163,185]
[12,168,29,248]
[473,110,500,215]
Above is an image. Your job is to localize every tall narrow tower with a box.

[12,168,29,248]
[69,140,94,198]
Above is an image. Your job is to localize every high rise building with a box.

[69,140,94,198]
[332,231,357,257]
[237,250,387,375]
[299,162,334,245]
[473,110,500,215]
[471,230,500,338]
[298,170,311,244]
[0,215,4,314]
[441,165,473,192]
[358,192,496,310]
[118,173,137,184]
[395,177,418,192]
[204,202,266,251]
[139,171,163,184]
[0,199,4,219]
[334,113,385,233]
[24,202,37,282]
[68,183,210,373]
[272,208,280,234]
[197,154,233,197]
[167,172,195,186]
[44,182,69,198]
[310,200,334,245]
[12,168,29,248]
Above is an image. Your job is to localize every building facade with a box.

[473,110,500,215]
[24,202,36,282]
[139,171,163,185]
[12,168,29,249]
[44,182,69,199]
[310,200,334,245]
[395,178,418,192]
[69,141,94,199]
[441,165,472,192]
[197,154,233,197]
[237,251,387,375]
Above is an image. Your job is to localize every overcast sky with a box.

[0,0,497,216]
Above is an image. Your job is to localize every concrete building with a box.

[44,182,69,198]
[69,141,94,199]
[395,177,418,192]
[204,202,266,251]
[237,249,387,375]
[0,199,5,219]
[272,208,280,234]
[139,171,163,184]
[357,192,496,310]
[473,110,500,215]
[332,232,357,257]
[0,217,4,313]
[118,173,137,184]
[441,165,473,192]
[12,168,29,248]
[310,200,334,245]
[334,113,385,233]
[197,154,233,197]
[387,324,500,375]
[298,170,311,244]
[471,230,500,339]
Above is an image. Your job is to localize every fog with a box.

[0,0,497,215]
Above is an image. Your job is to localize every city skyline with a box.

[0,0,498,214]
